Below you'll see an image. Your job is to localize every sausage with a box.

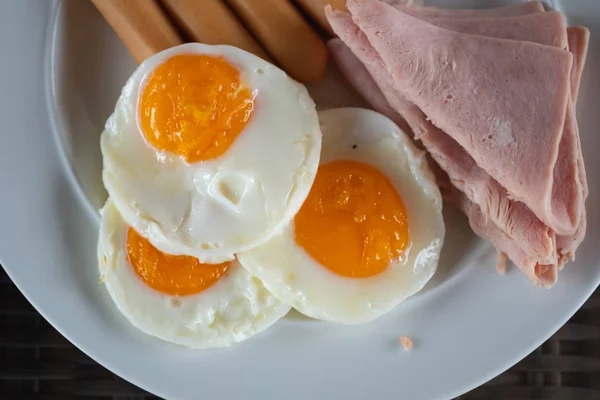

[159,0,270,60]
[91,0,182,63]
[294,0,347,36]
[226,0,328,82]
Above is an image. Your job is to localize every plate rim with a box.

[0,0,598,399]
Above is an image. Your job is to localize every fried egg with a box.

[98,200,291,349]
[101,43,322,263]
[238,108,444,324]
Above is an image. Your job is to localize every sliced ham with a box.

[567,26,591,103]
[346,0,579,235]
[327,10,556,262]
[556,27,591,264]
[453,188,558,288]
[566,26,590,198]
[455,23,589,274]
[415,10,583,257]
[328,1,588,286]
[420,16,587,264]
[496,252,508,275]
[429,12,568,50]
[397,1,545,19]
[557,214,586,268]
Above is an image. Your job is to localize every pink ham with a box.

[326,10,556,262]
[453,24,589,274]
[418,11,583,232]
[557,214,586,268]
[567,27,591,102]
[568,27,590,200]
[328,2,588,286]
[567,26,590,199]
[397,1,545,19]
[556,27,591,264]
[394,9,582,248]
[347,0,579,235]
[451,188,558,287]
[429,12,568,49]
[421,15,588,264]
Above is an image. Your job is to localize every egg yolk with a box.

[126,228,229,296]
[139,54,254,163]
[294,160,409,278]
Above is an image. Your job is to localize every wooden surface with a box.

[1,266,599,400]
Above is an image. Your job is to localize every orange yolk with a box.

[294,160,409,278]
[139,54,254,163]
[126,228,229,296]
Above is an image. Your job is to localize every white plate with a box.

[0,0,598,399]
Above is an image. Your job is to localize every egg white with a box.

[238,108,445,324]
[101,43,322,263]
[98,199,290,349]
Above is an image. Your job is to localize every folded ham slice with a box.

[346,0,579,235]
[450,187,558,287]
[455,25,589,276]
[556,26,590,265]
[395,1,544,19]
[327,38,557,287]
[429,12,568,49]
[566,26,590,199]
[328,1,588,286]
[568,27,591,104]
[327,10,557,263]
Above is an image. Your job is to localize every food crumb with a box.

[496,252,508,275]
[399,336,413,351]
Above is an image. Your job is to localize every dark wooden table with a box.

[1,266,598,400]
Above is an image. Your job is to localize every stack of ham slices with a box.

[327,0,590,287]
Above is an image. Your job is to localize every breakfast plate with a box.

[0,0,598,399]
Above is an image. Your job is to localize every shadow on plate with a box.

[54,177,116,322]
[50,0,136,214]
